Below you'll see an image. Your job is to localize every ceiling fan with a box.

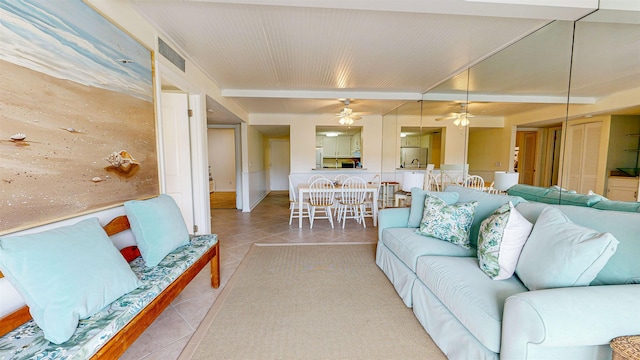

[336,100,362,125]
[436,103,475,127]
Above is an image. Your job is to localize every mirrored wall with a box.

[387,5,640,205]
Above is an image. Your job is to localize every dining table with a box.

[297,183,379,228]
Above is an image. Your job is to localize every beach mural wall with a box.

[0,0,159,234]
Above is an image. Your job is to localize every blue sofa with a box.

[376,185,640,360]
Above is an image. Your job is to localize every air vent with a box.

[158,38,185,72]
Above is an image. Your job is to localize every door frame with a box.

[157,61,210,234]
[207,124,243,210]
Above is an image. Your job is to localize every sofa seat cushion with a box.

[415,256,528,353]
[0,234,217,360]
[381,228,475,271]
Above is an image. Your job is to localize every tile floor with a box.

[121,191,379,359]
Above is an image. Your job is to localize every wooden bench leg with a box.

[211,241,220,288]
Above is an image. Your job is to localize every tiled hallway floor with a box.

[121,191,379,359]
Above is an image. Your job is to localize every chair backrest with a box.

[308,174,326,183]
[288,175,297,202]
[425,172,439,191]
[369,174,381,199]
[308,178,334,206]
[462,175,485,190]
[435,172,454,190]
[341,176,367,204]
[333,174,350,185]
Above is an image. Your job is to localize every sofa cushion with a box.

[125,194,190,267]
[592,200,640,213]
[477,202,533,280]
[415,256,528,353]
[445,185,526,249]
[381,228,475,271]
[538,191,606,207]
[407,188,459,228]
[417,193,478,249]
[506,184,551,202]
[516,207,619,291]
[0,218,142,344]
[515,202,640,285]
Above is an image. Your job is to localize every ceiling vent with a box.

[158,37,185,72]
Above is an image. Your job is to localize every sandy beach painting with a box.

[0,0,158,234]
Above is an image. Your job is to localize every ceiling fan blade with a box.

[436,115,457,121]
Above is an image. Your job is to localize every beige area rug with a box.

[180,243,446,360]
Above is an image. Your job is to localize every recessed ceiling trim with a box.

[221,89,423,101]
[422,92,597,104]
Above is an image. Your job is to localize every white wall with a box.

[207,129,236,191]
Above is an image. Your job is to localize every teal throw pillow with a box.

[124,194,190,267]
[407,187,459,228]
[416,193,478,249]
[0,218,142,344]
[515,207,619,290]
[477,202,533,280]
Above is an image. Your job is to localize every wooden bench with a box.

[0,215,220,359]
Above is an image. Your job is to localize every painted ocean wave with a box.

[0,0,153,102]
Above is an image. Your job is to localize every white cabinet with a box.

[323,136,353,157]
[607,176,639,201]
[351,132,361,152]
[316,136,324,147]
[323,137,337,157]
[401,136,420,147]
[337,136,351,157]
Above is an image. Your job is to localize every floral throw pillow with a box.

[477,202,533,280]
[417,193,478,249]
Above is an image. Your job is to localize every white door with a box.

[270,140,290,191]
[161,91,194,231]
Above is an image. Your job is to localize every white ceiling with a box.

[128,0,638,125]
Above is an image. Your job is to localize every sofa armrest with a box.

[377,208,410,240]
[501,284,640,359]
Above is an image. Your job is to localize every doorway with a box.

[517,131,538,185]
[269,139,290,191]
[208,127,238,209]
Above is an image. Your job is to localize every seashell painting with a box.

[105,150,140,174]
[10,133,26,141]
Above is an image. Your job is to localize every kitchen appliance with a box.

[315,148,323,169]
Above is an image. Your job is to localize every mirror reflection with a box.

[399,127,442,169]
[315,126,362,169]
[564,10,640,201]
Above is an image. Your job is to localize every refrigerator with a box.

[315,148,323,169]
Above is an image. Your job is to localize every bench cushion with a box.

[0,234,217,360]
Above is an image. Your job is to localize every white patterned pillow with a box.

[417,193,478,249]
[477,202,533,280]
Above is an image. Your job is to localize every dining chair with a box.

[288,175,309,225]
[363,174,380,218]
[333,174,350,185]
[331,174,350,215]
[308,174,326,183]
[459,175,485,190]
[307,177,335,229]
[434,172,455,191]
[337,176,367,228]
[425,172,439,191]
